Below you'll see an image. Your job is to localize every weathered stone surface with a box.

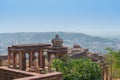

[8,43,51,71]
[14,72,63,80]
[0,67,63,80]
[0,67,33,80]
[52,34,63,47]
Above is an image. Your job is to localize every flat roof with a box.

[12,43,51,48]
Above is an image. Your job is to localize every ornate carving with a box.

[52,34,63,47]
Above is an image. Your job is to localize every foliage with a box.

[105,48,120,78]
[52,57,102,80]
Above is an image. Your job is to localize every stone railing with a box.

[14,72,63,80]
[0,67,37,80]
[0,67,63,80]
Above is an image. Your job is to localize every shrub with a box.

[52,57,102,80]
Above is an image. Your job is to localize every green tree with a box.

[105,48,120,79]
[52,57,102,80]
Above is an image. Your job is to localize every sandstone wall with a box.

[14,72,63,80]
[0,67,34,80]
[0,67,63,80]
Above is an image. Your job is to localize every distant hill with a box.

[0,32,120,55]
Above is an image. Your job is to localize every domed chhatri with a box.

[51,34,63,47]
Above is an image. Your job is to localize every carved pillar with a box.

[19,51,22,70]
[29,51,34,68]
[12,50,16,68]
[48,53,52,72]
[16,53,19,67]
[42,51,45,69]
[29,52,30,68]
[38,50,44,68]
[8,47,11,67]
[14,53,17,68]
[8,52,11,67]
[38,52,40,68]
[22,53,26,71]
[19,51,25,70]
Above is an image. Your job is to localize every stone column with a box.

[19,51,25,70]
[28,52,30,68]
[12,50,16,68]
[8,47,11,67]
[22,53,26,71]
[38,50,44,68]
[38,50,42,68]
[42,51,45,69]
[8,52,11,67]
[14,53,17,68]
[29,51,34,68]
[38,52,40,68]
[48,53,52,72]
[15,53,19,68]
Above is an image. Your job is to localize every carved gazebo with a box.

[8,34,67,72]
[8,43,51,71]
[46,34,68,71]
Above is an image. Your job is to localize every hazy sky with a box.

[0,0,120,36]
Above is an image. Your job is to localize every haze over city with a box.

[0,1,120,80]
[0,0,120,36]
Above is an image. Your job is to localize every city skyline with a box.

[0,0,120,36]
